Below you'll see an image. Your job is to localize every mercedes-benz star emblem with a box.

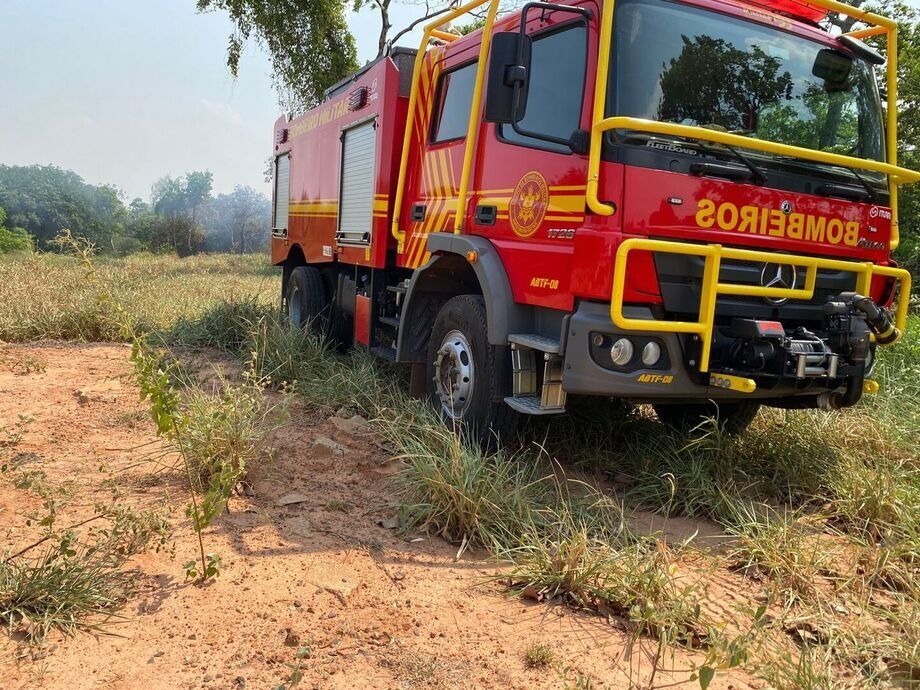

[780,200,793,215]
[760,262,797,305]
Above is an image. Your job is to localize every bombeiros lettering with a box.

[695,198,862,247]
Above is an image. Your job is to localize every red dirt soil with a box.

[0,343,763,689]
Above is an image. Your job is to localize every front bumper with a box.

[561,301,871,406]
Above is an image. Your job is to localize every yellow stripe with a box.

[415,197,449,266]
[290,203,338,213]
[424,152,438,198]
[438,150,452,195]
[479,197,510,211]
[411,198,442,266]
[548,195,586,214]
[430,152,445,198]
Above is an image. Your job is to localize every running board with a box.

[504,335,566,415]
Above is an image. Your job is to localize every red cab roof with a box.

[743,0,828,23]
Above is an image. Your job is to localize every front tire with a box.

[653,400,761,436]
[426,295,518,448]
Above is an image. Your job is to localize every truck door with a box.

[400,47,481,270]
[472,5,596,312]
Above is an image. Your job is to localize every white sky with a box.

[1,0,917,202]
[0,0,427,201]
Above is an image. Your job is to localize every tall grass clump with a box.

[0,542,133,642]
[0,505,170,642]
[388,410,542,554]
[178,374,279,503]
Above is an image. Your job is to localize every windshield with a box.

[608,0,885,172]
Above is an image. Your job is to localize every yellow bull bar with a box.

[610,238,912,373]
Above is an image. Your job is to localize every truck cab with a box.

[271,0,917,445]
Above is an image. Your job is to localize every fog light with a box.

[610,338,634,366]
[642,341,661,367]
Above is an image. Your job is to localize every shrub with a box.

[0,225,33,254]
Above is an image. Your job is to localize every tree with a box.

[0,206,33,254]
[202,186,271,253]
[150,172,214,256]
[352,1,523,58]
[856,1,920,268]
[197,0,359,112]
[0,165,126,250]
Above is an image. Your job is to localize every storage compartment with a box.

[337,119,378,245]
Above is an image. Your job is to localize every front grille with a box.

[654,253,859,326]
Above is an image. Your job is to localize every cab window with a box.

[500,24,587,152]
[432,61,478,143]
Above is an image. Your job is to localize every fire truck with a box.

[270,0,918,444]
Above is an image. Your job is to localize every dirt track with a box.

[0,343,760,689]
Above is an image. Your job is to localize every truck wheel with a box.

[286,266,327,331]
[653,401,760,436]
[426,295,518,448]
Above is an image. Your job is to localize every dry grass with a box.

[2,252,918,685]
[0,252,277,342]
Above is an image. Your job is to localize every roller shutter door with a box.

[338,120,377,243]
[273,154,290,231]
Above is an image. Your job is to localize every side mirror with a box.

[812,48,853,86]
[484,32,532,124]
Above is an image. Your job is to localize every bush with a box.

[0,226,33,254]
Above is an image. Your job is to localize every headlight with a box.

[610,338,634,366]
[642,341,662,367]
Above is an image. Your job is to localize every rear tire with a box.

[426,295,518,448]
[286,266,327,332]
[653,400,760,436]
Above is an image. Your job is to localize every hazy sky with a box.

[1,1,917,202]
[0,1,426,201]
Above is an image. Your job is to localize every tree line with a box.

[0,165,270,256]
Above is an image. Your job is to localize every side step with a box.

[370,345,397,362]
[503,334,566,415]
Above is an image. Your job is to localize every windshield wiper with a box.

[621,130,767,184]
[774,156,877,203]
[701,141,767,185]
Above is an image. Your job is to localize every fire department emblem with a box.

[509,171,549,238]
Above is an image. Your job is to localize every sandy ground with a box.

[0,343,765,689]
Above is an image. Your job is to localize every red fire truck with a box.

[270,0,917,444]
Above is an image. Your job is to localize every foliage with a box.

[202,185,272,253]
[0,206,33,254]
[197,0,359,112]
[0,505,170,643]
[150,171,214,256]
[860,1,920,267]
[178,376,276,514]
[0,165,125,250]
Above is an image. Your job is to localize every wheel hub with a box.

[434,329,474,419]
